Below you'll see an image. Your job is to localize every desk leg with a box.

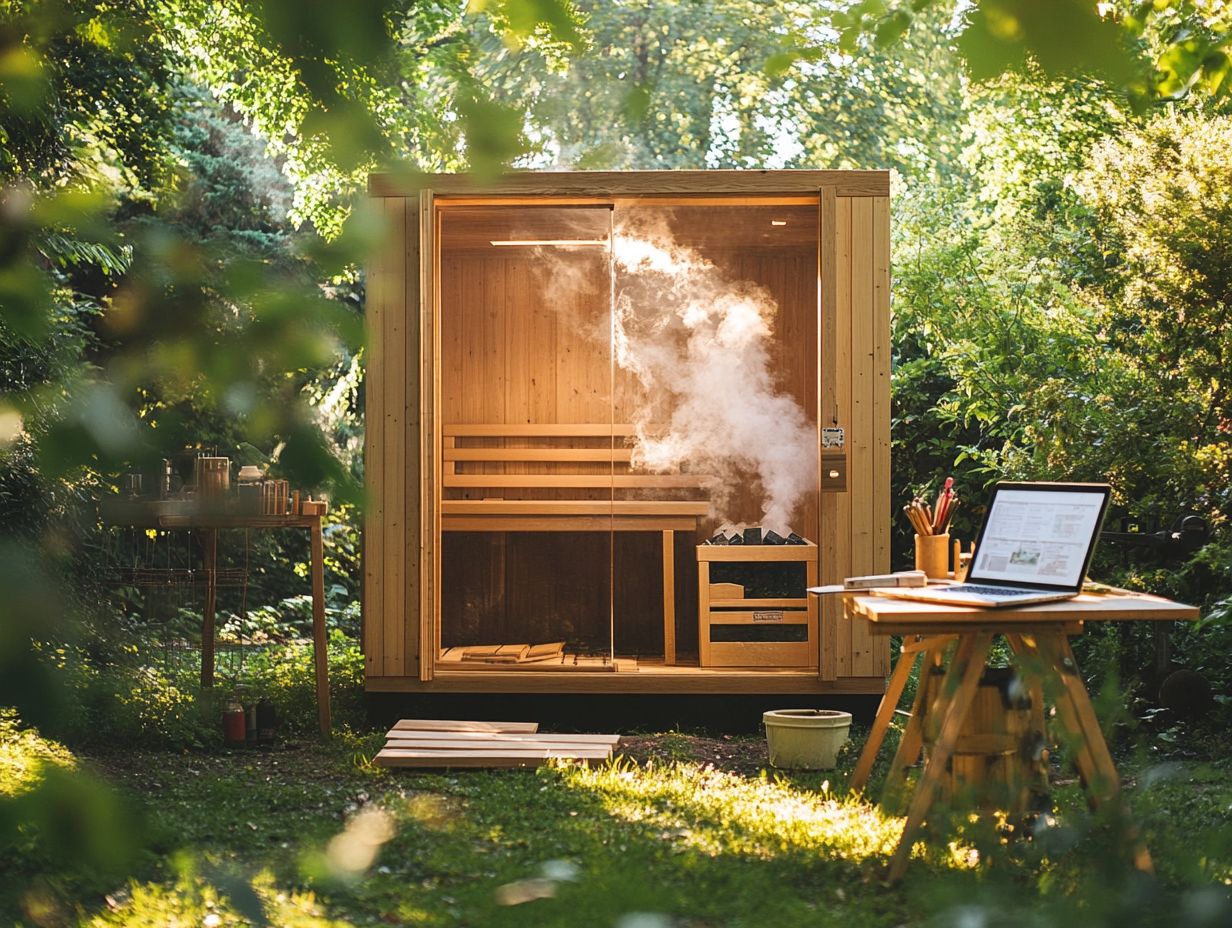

[662,530,676,666]
[310,518,331,737]
[887,632,991,883]
[882,641,946,808]
[1037,632,1153,873]
[851,642,920,792]
[201,529,218,688]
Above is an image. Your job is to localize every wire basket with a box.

[110,567,249,588]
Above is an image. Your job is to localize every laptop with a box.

[875,481,1111,608]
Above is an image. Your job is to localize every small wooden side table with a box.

[845,589,1199,881]
[102,505,332,737]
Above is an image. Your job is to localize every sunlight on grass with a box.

[559,758,906,862]
[83,872,357,928]
[0,710,76,796]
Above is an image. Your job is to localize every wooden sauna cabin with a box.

[363,170,891,695]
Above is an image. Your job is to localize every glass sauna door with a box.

[437,205,617,669]
[435,196,821,671]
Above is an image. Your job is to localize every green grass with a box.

[5,716,1232,927]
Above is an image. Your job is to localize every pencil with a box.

[903,503,924,535]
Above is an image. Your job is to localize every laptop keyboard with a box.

[947,584,1038,596]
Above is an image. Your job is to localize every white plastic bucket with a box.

[763,708,853,770]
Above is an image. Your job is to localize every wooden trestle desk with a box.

[845,589,1199,882]
[102,507,332,737]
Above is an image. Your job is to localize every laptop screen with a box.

[970,485,1109,589]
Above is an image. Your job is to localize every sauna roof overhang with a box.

[368,169,890,200]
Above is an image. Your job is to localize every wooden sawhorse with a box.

[844,589,1198,882]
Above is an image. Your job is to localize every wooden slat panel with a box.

[706,642,814,668]
[849,197,876,677]
[872,195,892,677]
[370,170,891,199]
[441,516,699,532]
[390,719,539,733]
[833,196,854,679]
[697,542,818,562]
[709,598,809,609]
[807,558,820,668]
[704,610,809,625]
[383,195,405,677]
[435,659,628,673]
[444,500,709,516]
[418,189,434,680]
[363,197,392,676]
[381,738,613,750]
[443,474,712,489]
[444,423,637,437]
[368,670,885,695]
[437,195,819,208]
[818,186,840,683]
[662,530,676,665]
[697,561,711,666]
[445,447,633,462]
[385,731,620,745]
[386,197,410,677]
[375,747,614,767]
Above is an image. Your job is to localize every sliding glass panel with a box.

[610,201,820,665]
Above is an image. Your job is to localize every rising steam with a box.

[611,217,817,533]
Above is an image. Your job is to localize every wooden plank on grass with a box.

[384,731,621,746]
[389,719,539,734]
[381,737,618,751]
[374,747,613,768]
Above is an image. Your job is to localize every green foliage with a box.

[1067,112,1232,516]
[0,710,146,922]
[239,630,366,737]
[34,619,367,750]
[829,1,1232,109]
[522,0,969,182]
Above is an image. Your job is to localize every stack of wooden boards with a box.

[374,719,621,768]
[438,641,566,664]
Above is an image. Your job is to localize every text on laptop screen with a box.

[973,488,1104,588]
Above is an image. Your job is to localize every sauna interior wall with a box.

[362,174,891,691]
[435,202,819,659]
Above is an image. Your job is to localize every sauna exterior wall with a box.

[363,171,890,693]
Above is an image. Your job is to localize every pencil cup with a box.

[914,533,950,580]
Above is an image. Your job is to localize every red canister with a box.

[223,700,247,745]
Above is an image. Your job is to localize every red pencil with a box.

[932,477,954,533]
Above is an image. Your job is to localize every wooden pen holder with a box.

[914,533,950,580]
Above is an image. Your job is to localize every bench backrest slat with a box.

[443,424,708,494]
[444,423,637,438]
[447,474,710,489]
[444,447,633,463]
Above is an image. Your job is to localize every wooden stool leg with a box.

[851,641,921,792]
[310,518,331,737]
[887,633,992,882]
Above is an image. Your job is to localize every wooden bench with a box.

[441,424,713,663]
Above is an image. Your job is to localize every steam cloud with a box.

[611,218,817,534]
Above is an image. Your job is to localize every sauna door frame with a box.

[365,170,891,685]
